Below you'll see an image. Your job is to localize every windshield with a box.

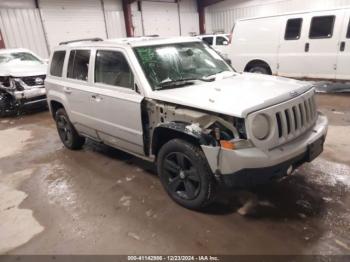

[134,42,233,90]
[0,52,42,65]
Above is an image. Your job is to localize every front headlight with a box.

[252,114,270,140]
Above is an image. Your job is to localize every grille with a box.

[275,95,317,142]
[247,89,318,151]
[21,75,46,86]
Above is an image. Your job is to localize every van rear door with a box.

[336,10,350,80]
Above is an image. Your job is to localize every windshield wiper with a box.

[203,70,234,81]
[155,77,214,90]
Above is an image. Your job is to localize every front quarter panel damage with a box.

[142,99,245,173]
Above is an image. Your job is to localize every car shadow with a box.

[83,139,328,220]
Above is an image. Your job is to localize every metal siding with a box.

[105,10,126,38]
[39,0,107,50]
[0,8,48,58]
[141,1,180,37]
[207,0,350,33]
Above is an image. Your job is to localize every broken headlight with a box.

[0,77,24,91]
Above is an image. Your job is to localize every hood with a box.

[0,61,47,77]
[149,73,313,118]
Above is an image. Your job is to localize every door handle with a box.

[91,94,103,102]
[305,43,310,52]
[340,41,346,52]
[63,87,72,94]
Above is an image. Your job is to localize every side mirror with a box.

[222,41,228,45]
[42,58,49,64]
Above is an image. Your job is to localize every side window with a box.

[50,51,66,77]
[202,37,213,46]
[285,18,303,40]
[309,15,335,39]
[67,50,90,81]
[216,36,228,45]
[95,50,134,89]
[347,19,350,38]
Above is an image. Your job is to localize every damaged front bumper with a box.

[13,87,47,106]
[201,113,328,188]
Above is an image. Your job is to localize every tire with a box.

[0,93,16,117]
[248,65,270,75]
[55,108,85,150]
[157,139,216,210]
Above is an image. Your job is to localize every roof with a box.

[237,6,350,22]
[56,36,202,49]
[0,48,31,54]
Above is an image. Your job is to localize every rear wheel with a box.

[157,139,216,210]
[249,65,270,74]
[55,108,85,150]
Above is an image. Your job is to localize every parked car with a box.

[46,37,328,210]
[197,33,231,58]
[0,48,47,116]
[226,7,350,80]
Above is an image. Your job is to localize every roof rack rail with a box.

[59,37,103,45]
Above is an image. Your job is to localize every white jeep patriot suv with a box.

[46,37,328,210]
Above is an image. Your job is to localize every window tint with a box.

[202,37,213,45]
[347,19,350,38]
[95,50,134,88]
[50,51,66,77]
[309,16,335,39]
[216,36,228,45]
[285,18,302,40]
[67,50,90,81]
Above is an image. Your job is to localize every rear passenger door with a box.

[64,49,99,139]
[91,49,144,155]
[336,11,350,80]
[278,16,308,78]
[304,11,343,79]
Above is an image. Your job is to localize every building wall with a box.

[132,0,199,37]
[0,0,49,58]
[206,0,350,33]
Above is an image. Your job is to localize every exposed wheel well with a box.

[152,127,200,157]
[50,100,64,118]
[244,60,272,74]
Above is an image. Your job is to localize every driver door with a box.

[90,48,144,155]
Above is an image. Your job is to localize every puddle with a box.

[0,168,44,254]
[0,127,32,159]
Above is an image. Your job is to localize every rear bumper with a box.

[201,113,328,188]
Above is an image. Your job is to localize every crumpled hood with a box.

[149,73,313,118]
[0,61,47,77]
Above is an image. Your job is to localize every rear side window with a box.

[95,50,134,89]
[216,36,228,45]
[50,51,65,77]
[285,18,302,40]
[67,50,90,81]
[309,15,335,39]
[347,19,350,38]
[202,37,213,45]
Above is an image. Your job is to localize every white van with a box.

[227,7,350,81]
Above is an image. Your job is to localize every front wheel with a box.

[157,139,216,210]
[248,65,270,75]
[55,108,85,150]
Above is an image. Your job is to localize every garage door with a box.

[39,0,106,50]
[141,1,180,37]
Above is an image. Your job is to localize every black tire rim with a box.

[56,114,73,145]
[163,152,201,200]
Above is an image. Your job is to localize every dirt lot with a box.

[0,93,349,255]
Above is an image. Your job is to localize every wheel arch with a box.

[244,59,272,74]
[151,122,204,157]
